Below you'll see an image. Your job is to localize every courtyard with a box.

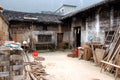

[28,51,117,80]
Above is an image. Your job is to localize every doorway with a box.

[74,27,81,47]
[57,33,63,48]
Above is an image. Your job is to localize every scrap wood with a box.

[95,48,105,65]
[23,51,47,80]
[31,57,47,79]
[101,27,120,69]
[91,44,98,63]
[109,44,120,63]
[100,27,120,80]
[105,45,120,71]
[31,69,45,73]
[103,38,120,71]
[101,60,120,80]
[37,76,47,80]
[34,57,45,61]
[103,27,120,62]
[114,55,120,79]
[32,71,47,76]
[101,60,120,71]
[25,62,47,80]
[35,75,47,80]
[31,65,45,70]
[106,29,120,62]
[29,72,37,80]
[117,55,120,66]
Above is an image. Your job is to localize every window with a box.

[43,25,47,30]
[38,35,52,42]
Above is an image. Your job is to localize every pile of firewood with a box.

[25,56,47,80]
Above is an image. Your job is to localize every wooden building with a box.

[3,10,63,49]
[0,11,9,42]
[62,0,120,49]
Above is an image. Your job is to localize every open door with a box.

[57,33,63,48]
[74,27,81,47]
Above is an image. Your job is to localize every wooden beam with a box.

[101,60,120,69]
[101,60,120,80]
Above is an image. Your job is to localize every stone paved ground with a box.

[29,51,119,80]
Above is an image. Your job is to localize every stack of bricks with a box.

[0,49,24,80]
[10,50,24,80]
[0,51,10,80]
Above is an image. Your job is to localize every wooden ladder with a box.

[104,30,116,45]
[106,26,120,62]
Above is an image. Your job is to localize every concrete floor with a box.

[29,51,119,80]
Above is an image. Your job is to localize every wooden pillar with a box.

[110,7,114,28]
[58,24,62,33]
[57,24,62,48]
[85,19,88,42]
[95,12,100,37]
[71,18,75,49]
[30,23,35,50]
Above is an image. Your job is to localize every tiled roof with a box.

[3,10,62,24]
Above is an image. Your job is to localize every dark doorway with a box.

[57,33,63,48]
[74,27,81,47]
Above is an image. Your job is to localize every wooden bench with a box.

[101,60,120,80]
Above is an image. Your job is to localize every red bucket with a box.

[75,49,78,55]
[33,51,38,57]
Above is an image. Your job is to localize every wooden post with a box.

[30,23,35,50]
[71,18,75,49]
[95,12,100,38]
[85,19,88,42]
[110,7,114,28]
[58,24,62,33]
